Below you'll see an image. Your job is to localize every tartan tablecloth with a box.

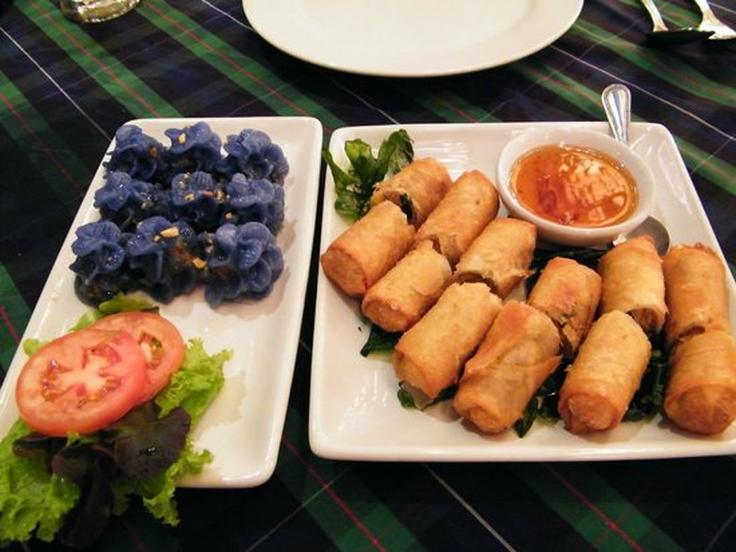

[1,0,735,550]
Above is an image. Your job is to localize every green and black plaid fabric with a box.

[1,0,734,550]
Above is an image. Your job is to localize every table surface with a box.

[1,0,735,550]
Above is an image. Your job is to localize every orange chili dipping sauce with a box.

[511,145,638,228]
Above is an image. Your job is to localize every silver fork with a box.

[690,0,736,40]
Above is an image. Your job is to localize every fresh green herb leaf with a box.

[360,324,402,357]
[68,293,158,331]
[98,293,158,315]
[515,396,539,437]
[397,386,417,409]
[396,382,457,411]
[22,338,49,356]
[623,334,667,421]
[324,130,414,221]
[0,420,79,545]
[377,129,414,177]
[155,339,232,423]
[526,245,612,293]
[68,309,104,331]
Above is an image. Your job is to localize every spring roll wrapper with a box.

[664,331,736,435]
[320,201,415,297]
[370,158,452,226]
[361,241,452,332]
[662,244,730,349]
[453,301,562,434]
[393,283,502,399]
[454,218,537,298]
[414,170,500,265]
[558,310,651,434]
[528,257,602,357]
[598,236,668,334]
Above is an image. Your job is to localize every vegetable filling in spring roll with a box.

[321,201,415,297]
[662,244,730,349]
[361,241,452,332]
[393,282,502,399]
[598,235,667,334]
[454,218,537,298]
[558,310,651,434]
[414,170,500,265]
[528,257,602,358]
[664,331,736,435]
[453,301,561,434]
[370,158,452,226]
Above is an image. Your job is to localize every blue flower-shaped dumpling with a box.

[203,222,284,306]
[223,174,284,233]
[106,125,166,181]
[165,122,222,175]
[69,221,127,283]
[219,129,289,183]
[126,217,201,303]
[170,171,224,231]
[94,171,160,230]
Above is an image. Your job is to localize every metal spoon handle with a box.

[640,0,669,32]
[602,84,631,145]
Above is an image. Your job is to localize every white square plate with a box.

[0,117,323,487]
[310,122,736,462]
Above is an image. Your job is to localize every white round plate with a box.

[243,0,584,77]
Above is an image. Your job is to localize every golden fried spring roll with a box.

[370,158,451,226]
[528,257,602,357]
[393,283,502,399]
[321,201,415,297]
[664,331,736,435]
[662,244,730,349]
[558,310,651,434]
[453,301,561,434]
[599,235,667,334]
[454,218,537,298]
[361,241,452,332]
[414,170,500,265]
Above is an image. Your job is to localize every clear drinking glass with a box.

[59,0,140,23]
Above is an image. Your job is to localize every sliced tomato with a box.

[16,329,146,436]
[90,312,185,402]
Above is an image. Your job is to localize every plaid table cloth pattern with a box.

[0,0,734,550]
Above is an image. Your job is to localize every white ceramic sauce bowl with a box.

[497,128,656,247]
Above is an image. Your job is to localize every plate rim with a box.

[309,120,736,462]
[0,115,324,488]
[243,0,584,77]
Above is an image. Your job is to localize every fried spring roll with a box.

[558,311,651,434]
[662,244,730,349]
[454,218,537,298]
[664,331,736,435]
[599,235,667,334]
[370,158,451,226]
[414,170,500,264]
[453,301,561,434]
[528,257,602,357]
[321,201,414,297]
[393,283,502,399]
[361,241,452,332]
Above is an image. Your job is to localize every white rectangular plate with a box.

[311,122,736,462]
[0,117,323,487]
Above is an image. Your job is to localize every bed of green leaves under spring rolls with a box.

[359,246,669,438]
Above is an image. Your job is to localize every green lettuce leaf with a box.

[22,338,49,356]
[140,442,212,526]
[155,339,232,424]
[0,420,80,544]
[69,293,158,331]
